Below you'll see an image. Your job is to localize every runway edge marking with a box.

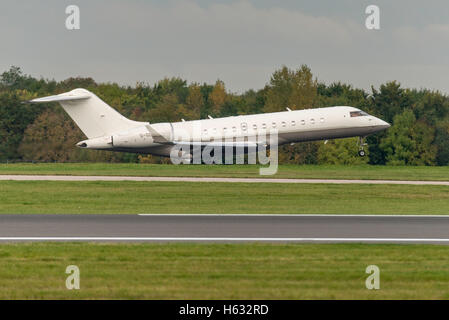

[138,214,449,217]
[1,175,449,185]
[1,237,449,242]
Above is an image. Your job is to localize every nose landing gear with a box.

[357,136,367,157]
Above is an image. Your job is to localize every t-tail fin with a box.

[27,88,143,138]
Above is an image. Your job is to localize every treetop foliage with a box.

[0,65,447,165]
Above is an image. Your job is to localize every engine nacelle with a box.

[112,130,152,148]
[76,136,112,149]
[77,124,171,149]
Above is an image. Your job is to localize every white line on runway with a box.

[0,237,448,242]
[138,214,449,217]
[1,175,449,185]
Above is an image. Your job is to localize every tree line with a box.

[0,65,448,165]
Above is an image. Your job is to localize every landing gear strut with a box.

[357,136,367,157]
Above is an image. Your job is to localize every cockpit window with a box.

[350,111,368,117]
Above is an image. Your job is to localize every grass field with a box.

[0,242,448,299]
[0,180,448,214]
[0,164,448,300]
[1,163,448,181]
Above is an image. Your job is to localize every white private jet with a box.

[27,88,390,161]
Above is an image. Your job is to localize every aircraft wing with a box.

[145,125,172,144]
[145,125,261,147]
[173,141,259,148]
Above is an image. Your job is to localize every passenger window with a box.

[232,126,237,133]
[291,120,296,126]
[310,119,315,124]
[262,123,267,129]
[241,123,247,131]
[223,127,227,133]
[301,120,305,125]
[272,122,277,128]
[252,124,257,130]
[203,129,208,135]
[320,118,324,123]
[281,121,286,127]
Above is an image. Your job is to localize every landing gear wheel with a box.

[357,136,367,157]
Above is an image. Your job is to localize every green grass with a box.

[0,242,449,299]
[0,181,448,214]
[0,163,448,181]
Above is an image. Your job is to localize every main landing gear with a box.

[357,136,367,157]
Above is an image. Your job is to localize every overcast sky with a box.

[1,0,449,93]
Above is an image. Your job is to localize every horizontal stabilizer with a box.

[26,92,91,104]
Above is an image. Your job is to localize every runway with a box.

[1,175,449,185]
[1,214,449,243]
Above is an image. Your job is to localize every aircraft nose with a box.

[376,118,390,131]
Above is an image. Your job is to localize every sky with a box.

[1,0,449,93]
